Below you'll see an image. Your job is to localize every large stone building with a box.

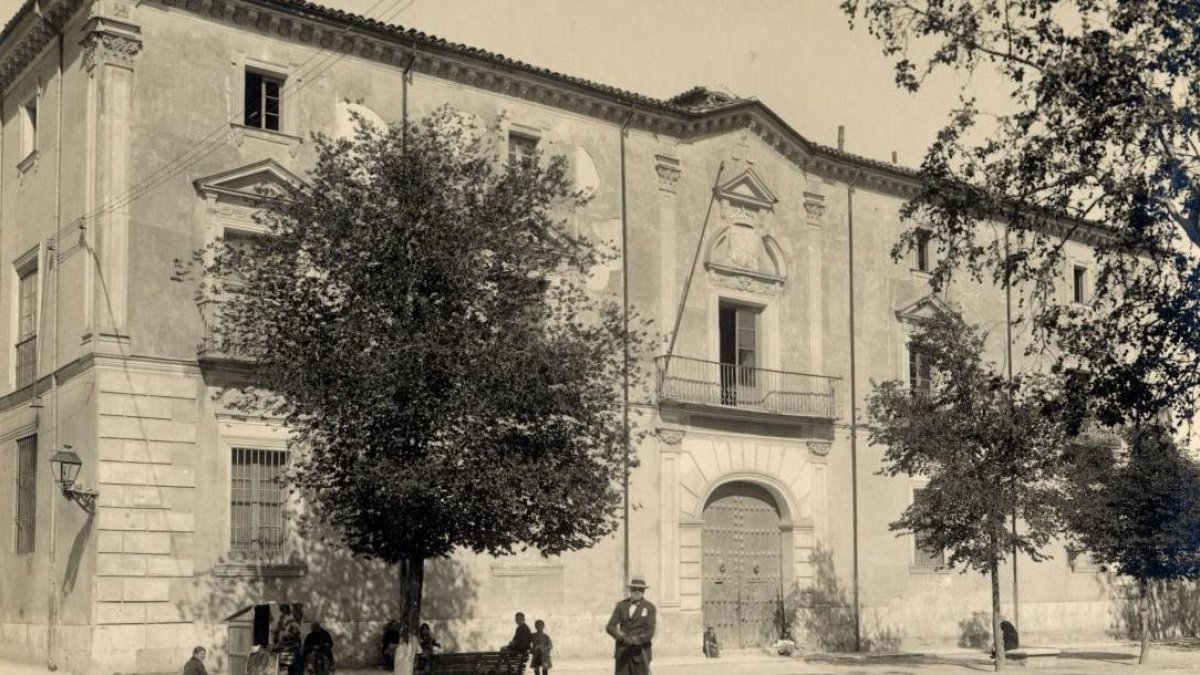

[0,0,1132,673]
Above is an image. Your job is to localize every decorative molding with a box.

[489,564,565,578]
[709,267,784,295]
[656,427,685,446]
[806,441,831,457]
[213,561,307,578]
[803,191,826,227]
[655,155,681,191]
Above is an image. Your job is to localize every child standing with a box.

[530,619,553,675]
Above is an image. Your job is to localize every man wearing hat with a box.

[605,574,657,675]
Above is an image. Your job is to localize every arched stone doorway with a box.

[702,481,784,648]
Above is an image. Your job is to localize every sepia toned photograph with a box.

[0,1,1198,673]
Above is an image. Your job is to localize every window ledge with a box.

[213,561,307,578]
[17,150,38,174]
[908,565,951,575]
[910,269,932,279]
[230,123,302,147]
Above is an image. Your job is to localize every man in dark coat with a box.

[605,574,656,675]
[501,612,532,654]
[182,646,208,675]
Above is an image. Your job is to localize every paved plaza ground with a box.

[1,641,1197,674]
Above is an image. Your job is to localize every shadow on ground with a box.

[804,652,994,672]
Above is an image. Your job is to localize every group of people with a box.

[182,575,660,675]
[499,611,554,674]
[180,619,335,675]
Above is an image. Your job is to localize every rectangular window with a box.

[15,434,37,554]
[1067,546,1100,573]
[911,488,945,569]
[718,301,759,404]
[20,97,37,158]
[507,132,538,166]
[244,70,282,132]
[1072,265,1088,303]
[908,345,931,394]
[915,229,931,273]
[230,447,289,560]
[16,264,38,389]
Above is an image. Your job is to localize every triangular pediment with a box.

[895,293,954,323]
[715,168,778,209]
[194,159,304,201]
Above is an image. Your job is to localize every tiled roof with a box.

[0,0,920,181]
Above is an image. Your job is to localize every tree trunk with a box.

[1138,577,1151,665]
[991,553,1005,671]
[393,557,426,675]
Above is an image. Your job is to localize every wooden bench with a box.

[1005,647,1061,668]
[416,651,528,675]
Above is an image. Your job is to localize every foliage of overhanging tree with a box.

[182,109,650,672]
[1060,425,1200,664]
[867,312,1063,669]
[842,0,1200,429]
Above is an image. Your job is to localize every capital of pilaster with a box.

[656,427,685,449]
[81,16,143,74]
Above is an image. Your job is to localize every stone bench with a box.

[416,650,528,675]
[1005,647,1061,668]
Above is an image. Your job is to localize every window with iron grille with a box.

[230,447,289,560]
[16,264,38,389]
[15,434,37,554]
[911,488,946,569]
[507,132,538,166]
[244,70,283,132]
[908,345,931,394]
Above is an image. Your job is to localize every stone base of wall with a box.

[0,622,47,664]
[858,600,1114,652]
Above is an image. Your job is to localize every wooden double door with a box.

[701,482,784,649]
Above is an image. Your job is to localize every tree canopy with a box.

[842,0,1200,428]
[184,109,648,665]
[1060,424,1200,662]
[867,311,1063,668]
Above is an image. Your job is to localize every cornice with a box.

[0,0,88,94]
[147,0,927,199]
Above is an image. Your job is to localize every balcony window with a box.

[718,301,759,405]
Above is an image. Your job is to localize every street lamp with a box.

[49,446,98,512]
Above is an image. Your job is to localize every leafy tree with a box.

[841,0,1200,430]
[867,311,1062,670]
[187,109,648,674]
[1060,425,1200,664]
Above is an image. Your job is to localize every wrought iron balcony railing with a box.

[655,355,842,419]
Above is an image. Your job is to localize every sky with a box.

[0,0,987,168]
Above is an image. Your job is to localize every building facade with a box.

[0,0,1132,673]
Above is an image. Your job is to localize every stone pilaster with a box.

[81,13,141,354]
[656,155,681,343]
[656,428,684,608]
